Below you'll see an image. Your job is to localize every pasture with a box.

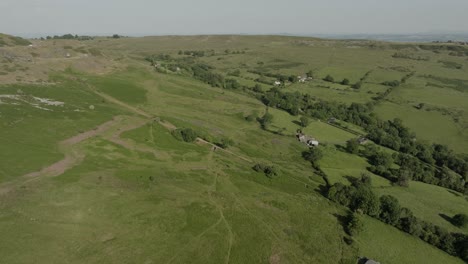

[1,34,467,263]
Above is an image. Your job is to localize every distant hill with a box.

[308,33,468,42]
[0,33,31,47]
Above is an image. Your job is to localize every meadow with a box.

[0,34,467,263]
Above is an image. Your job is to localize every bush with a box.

[172,128,198,142]
[300,116,310,127]
[346,139,360,154]
[452,214,468,228]
[323,75,334,82]
[379,195,401,225]
[216,137,234,149]
[302,147,324,167]
[245,113,257,122]
[346,212,364,236]
[253,163,279,178]
[258,112,273,129]
[382,80,401,87]
[352,82,362,89]
[341,78,350,85]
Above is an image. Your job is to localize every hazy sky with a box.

[1,0,468,37]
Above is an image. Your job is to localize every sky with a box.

[1,0,468,37]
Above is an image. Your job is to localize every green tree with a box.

[253,84,263,93]
[172,128,198,142]
[350,185,380,216]
[288,75,298,83]
[302,147,324,166]
[379,195,401,225]
[346,138,360,154]
[259,112,273,129]
[360,173,372,186]
[352,82,362,89]
[452,213,468,228]
[306,70,314,78]
[346,212,364,236]
[341,78,350,85]
[300,116,310,127]
[324,75,334,82]
[396,169,411,187]
[371,152,394,169]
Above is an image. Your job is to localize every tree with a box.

[253,163,278,178]
[245,113,257,122]
[452,214,468,228]
[379,195,401,225]
[350,185,380,216]
[360,173,372,186]
[302,147,324,166]
[253,84,263,93]
[306,70,314,78]
[216,137,234,149]
[396,170,411,187]
[352,82,362,89]
[346,212,364,236]
[346,138,360,154]
[288,75,298,83]
[341,78,350,85]
[172,128,198,142]
[259,112,273,129]
[324,75,334,82]
[370,152,393,169]
[299,116,310,128]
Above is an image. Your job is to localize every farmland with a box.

[0,34,467,263]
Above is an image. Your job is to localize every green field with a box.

[1,34,467,264]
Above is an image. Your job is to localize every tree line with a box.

[146,53,468,192]
[260,88,467,192]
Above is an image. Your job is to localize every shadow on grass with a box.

[447,189,462,197]
[291,120,302,127]
[314,184,329,197]
[344,175,359,185]
[439,213,455,226]
[333,212,348,232]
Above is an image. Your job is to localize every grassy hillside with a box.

[1,35,467,264]
[0,33,31,47]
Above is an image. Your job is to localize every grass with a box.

[1,35,468,263]
[356,216,464,264]
[375,182,468,234]
[0,80,122,182]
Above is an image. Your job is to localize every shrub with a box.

[452,214,468,228]
[300,116,310,127]
[172,128,198,142]
[323,75,334,82]
[346,212,364,236]
[379,195,401,225]
[346,139,360,154]
[253,163,279,178]
[216,137,234,149]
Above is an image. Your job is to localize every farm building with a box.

[296,132,319,147]
[357,136,368,145]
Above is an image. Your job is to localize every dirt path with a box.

[92,88,252,163]
[0,116,139,195]
[196,138,253,163]
[1,88,253,195]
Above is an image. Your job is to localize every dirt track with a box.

[0,90,253,195]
